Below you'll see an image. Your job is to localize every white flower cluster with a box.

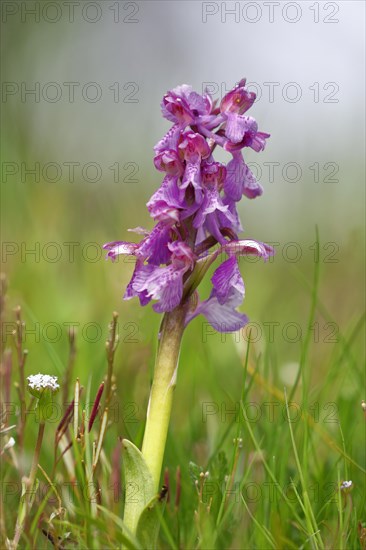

[340,480,352,490]
[27,373,59,392]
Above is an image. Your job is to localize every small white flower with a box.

[340,480,352,490]
[3,437,15,452]
[27,373,59,394]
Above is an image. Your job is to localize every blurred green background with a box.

[1,3,365,544]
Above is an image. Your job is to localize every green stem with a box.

[141,306,186,492]
[12,422,45,549]
[28,421,45,490]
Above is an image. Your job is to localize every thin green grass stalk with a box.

[93,409,108,471]
[337,421,349,481]
[214,436,242,530]
[70,420,90,523]
[82,378,101,549]
[104,311,119,408]
[241,398,307,531]
[84,378,100,548]
[336,468,344,550]
[240,494,277,549]
[30,464,61,536]
[214,336,252,534]
[289,227,320,404]
[290,479,318,532]
[84,377,93,480]
[11,421,45,549]
[293,269,364,389]
[299,239,321,526]
[284,387,324,550]
[74,378,80,437]
[63,327,77,406]
[154,504,178,550]
[215,439,263,543]
[242,353,365,475]
[96,505,141,549]
[206,417,237,470]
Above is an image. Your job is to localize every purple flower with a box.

[104,79,273,330]
[154,149,184,177]
[161,85,212,127]
[103,241,139,261]
[193,187,236,244]
[178,131,212,202]
[186,240,273,331]
[126,241,195,313]
[226,152,263,201]
[220,79,256,115]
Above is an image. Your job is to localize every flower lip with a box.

[168,241,196,268]
[27,373,60,396]
[202,161,226,189]
[178,131,211,161]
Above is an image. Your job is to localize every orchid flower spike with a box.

[104,79,273,332]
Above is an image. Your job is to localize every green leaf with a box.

[136,492,167,550]
[122,439,156,536]
[97,505,142,549]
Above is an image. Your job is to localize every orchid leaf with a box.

[122,439,156,536]
[136,492,167,550]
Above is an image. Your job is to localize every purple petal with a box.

[220,80,256,115]
[124,261,154,306]
[154,124,181,154]
[247,131,270,152]
[147,175,184,221]
[194,188,236,243]
[137,222,172,265]
[185,253,248,332]
[152,268,184,313]
[218,198,243,233]
[186,91,210,115]
[179,132,211,162]
[168,241,195,268]
[161,86,195,126]
[186,287,248,333]
[225,153,263,201]
[131,264,183,313]
[181,160,203,203]
[193,188,227,226]
[154,149,184,176]
[202,161,226,187]
[211,257,244,304]
[225,113,250,144]
[242,163,263,199]
[103,241,138,261]
[222,239,274,260]
[128,227,149,236]
[225,153,245,201]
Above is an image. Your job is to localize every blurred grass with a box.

[1,10,365,548]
